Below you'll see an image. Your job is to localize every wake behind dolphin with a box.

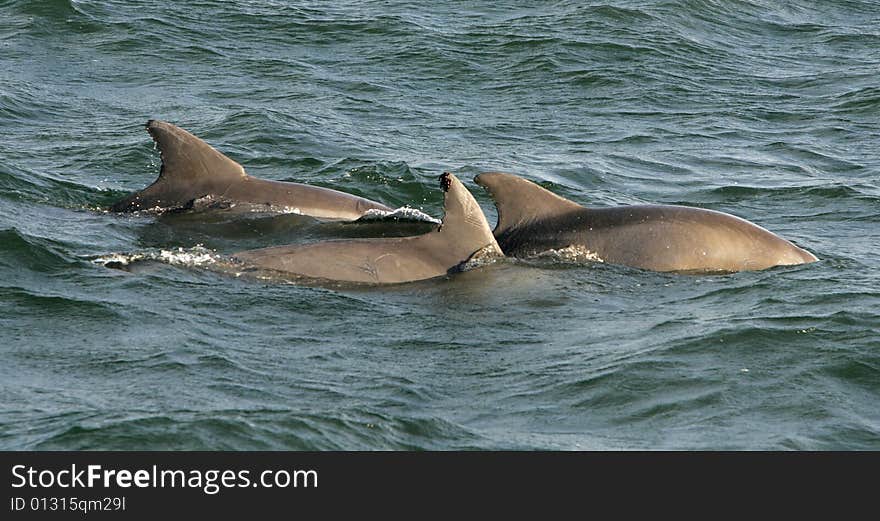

[475,172,817,273]
[111,120,398,221]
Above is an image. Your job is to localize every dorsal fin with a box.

[474,172,584,235]
[436,172,502,258]
[146,119,247,184]
[111,120,248,211]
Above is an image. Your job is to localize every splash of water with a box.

[358,206,441,224]
[92,245,220,269]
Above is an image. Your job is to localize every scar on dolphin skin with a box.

[474,171,818,273]
[110,120,393,221]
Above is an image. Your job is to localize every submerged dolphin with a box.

[232,173,503,283]
[475,172,818,273]
[111,120,393,220]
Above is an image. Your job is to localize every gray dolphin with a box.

[232,173,503,284]
[475,172,818,273]
[111,120,393,220]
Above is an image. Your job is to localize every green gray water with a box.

[1,0,878,449]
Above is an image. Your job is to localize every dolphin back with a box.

[233,173,502,284]
[474,171,818,272]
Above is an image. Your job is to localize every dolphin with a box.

[232,173,503,284]
[474,172,818,273]
[111,120,393,220]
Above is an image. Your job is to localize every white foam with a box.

[359,206,441,224]
[532,245,605,264]
[93,245,220,268]
[156,246,218,266]
[459,244,504,271]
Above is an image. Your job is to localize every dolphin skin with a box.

[111,120,392,220]
[232,173,503,284]
[475,172,817,273]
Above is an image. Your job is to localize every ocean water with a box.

[1,0,878,450]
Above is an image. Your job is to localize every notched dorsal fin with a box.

[146,119,247,185]
[474,172,584,235]
[436,172,502,257]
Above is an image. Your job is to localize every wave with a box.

[26,409,483,450]
[0,227,81,273]
[832,86,880,112]
[701,183,874,201]
[0,168,121,210]
[5,0,105,37]
[3,286,122,321]
[13,0,85,22]
[310,159,442,211]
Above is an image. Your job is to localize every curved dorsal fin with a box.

[146,119,247,184]
[111,120,248,211]
[436,172,502,258]
[474,172,584,235]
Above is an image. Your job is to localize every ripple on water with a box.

[29,409,486,450]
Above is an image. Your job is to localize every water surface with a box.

[1,0,878,449]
